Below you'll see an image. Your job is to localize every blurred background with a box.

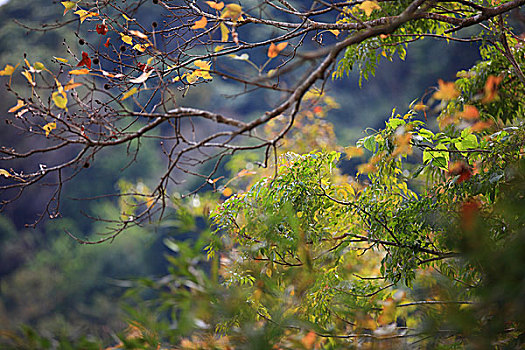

[0,0,482,342]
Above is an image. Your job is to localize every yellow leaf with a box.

[43,122,57,137]
[192,16,208,30]
[220,22,229,42]
[0,64,16,76]
[122,13,133,21]
[194,60,211,70]
[221,3,242,22]
[129,30,148,40]
[61,1,77,15]
[432,79,460,100]
[33,62,46,72]
[21,70,35,86]
[267,42,288,58]
[8,100,25,113]
[0,169,11,178]
[64,78,82,91]
[120,34,133,45]
[206,1,224,10]
[54,56,69,63]
[74,9,99,23]
[329,29,340,36]
[52,91,68,110]
[358,1,381,16]
[185,71,199,84]
[121,87,138,101]
[69,68,90,75]
[214,45,225,52]
[133,43,150,52]
[146,57,154,66]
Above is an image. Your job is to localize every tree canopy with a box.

[1,0,525,348]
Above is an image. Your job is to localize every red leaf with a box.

[96,24,108,35]
[104,38,111,48]
[137,63,153,72]
[77,51,92,69]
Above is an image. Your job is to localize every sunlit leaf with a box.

[21,70,35,86]
[0,64,16,76]
[120,34,133,45]
[329,29,340,36]
[61,1,77,15]
[206,1,224,10]
[267,42,288,58]
[228,53,249,60]
[69,68,90,75]
[192,16,208,30]
[8,100,25,113]
[358,1,381,16]
[74,9,99,23]
[53,56,68,63]
[122,13,134,21]
[129,70,153,84]
[194,60,211,70]
[121,87,138,101]
[0,169,11,178]
[42,122,57,137]
[129,30,148,40]
[133,43,150,52]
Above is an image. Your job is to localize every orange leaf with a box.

[206,1,224,10]
[8,100,25,113]
[459,105,479,120]
[192,16,208,29]
[222,187,233,197]
[64,78,82,91]
[432,79,459,100]
[481,75,503,103]
[267,42,288,58]
[69,68,90,75]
